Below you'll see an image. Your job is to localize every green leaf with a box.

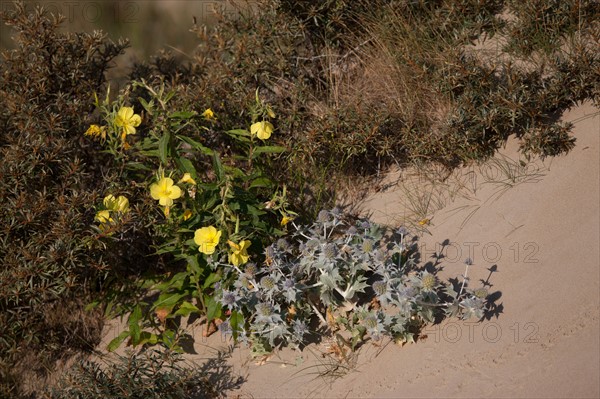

[107,330,130,352]
[126,162,153,171]
[161,329,177,349]
[138,331,159,346]
[202,272,222,289]
[154,245,177,255]
[85,300,100,312]
[139,149,160,158]
[129,305,142,325]
[252,146,286,158]
[225,129,251,143]
[154,271,188,291]
[229,310,244,340]
[212,153,224,182]
[164,91,176,104]
[174,301,200,316]
[186,255,202,275]
[320,274,338,290]
[129,322,141,345]
[128,306,143,345]
[205,295,222,323]
[158,132,170,164]
[169,110,197,119]
[175,156,197,177]
[177,135,214,156]
[345,277,369,299]
[249,177,272,189]
[138,97,154,115]
[227,129,251,137]
[153,292,188,309]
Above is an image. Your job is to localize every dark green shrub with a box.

[505,0,600,56]
[0,2,128,396]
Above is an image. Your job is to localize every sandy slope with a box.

[99,103,599,398]
[331,103,600,398]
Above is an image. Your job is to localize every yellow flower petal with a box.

[84,124,106,139]
[103,194,117,209]
[250,121,274,140]
[281,215,293,226]
[115,196,129,212]
[202,108,215,120]
[150,176,181,208]
[159,197,174,207]
[178,173,197,185]
[115,106,142,136]
[168,184,182,200]
[228,239,251,266]
[194,226,221,255]
[95,210,113,224]
[130,114,141,127]
[119,107,134,120]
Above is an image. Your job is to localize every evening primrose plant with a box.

[87,81,292,351]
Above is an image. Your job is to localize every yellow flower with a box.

[418,218,430,226]
[228,239,251,266]
[95,210,113,224]
[250,121,274,140]
[103,194,129,213]
[150,177,182,207]
[280,214,294,226]
[84,124,106,140]
[183,209,193,221]
[194,226,222,255]
[202,108,216,120]
[115,106,142,136]
[178,173,197,185]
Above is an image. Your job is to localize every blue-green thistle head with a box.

[362,238,374,253]
[260,275,277,290]
[317,210,330,224]
[323,243,337,260]
[372,280,387,296]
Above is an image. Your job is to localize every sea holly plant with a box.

[215,209,490,354]
[85,81,292,351]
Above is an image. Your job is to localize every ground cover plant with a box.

[1,0,599,397]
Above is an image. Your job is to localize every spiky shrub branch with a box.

[48,350,227,399]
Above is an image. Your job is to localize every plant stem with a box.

[458,263,470,298]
